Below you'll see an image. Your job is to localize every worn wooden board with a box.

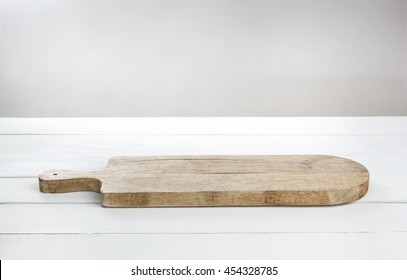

[38,155,369,207]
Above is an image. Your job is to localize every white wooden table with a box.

[1,117,406,259]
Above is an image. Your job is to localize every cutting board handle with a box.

[38,169,102,193]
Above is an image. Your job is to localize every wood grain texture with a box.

[4,175,406,203]
[38,155,369,207]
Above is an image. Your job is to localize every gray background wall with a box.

[0,0,406,117]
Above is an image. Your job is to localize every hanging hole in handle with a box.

[39,170,102,193]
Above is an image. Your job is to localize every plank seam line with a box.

[0,202,99,205]
[0,176,38,179]
[1,231,407,235]
[0,201,406,205]
[1,133,407,136]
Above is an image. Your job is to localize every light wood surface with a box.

[1,117,406,259]
[2,117,407,134]
[2,203,405,233]
[2,233,406,260]
[38,155,369,207]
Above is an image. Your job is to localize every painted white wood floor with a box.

[0,117,406,259]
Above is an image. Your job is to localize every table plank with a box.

[0,178,99,204]
[1,117,407,135]
[1,204,406,234]
[1,232,406,259]
[1,135,407,156]
[1,117,406,260]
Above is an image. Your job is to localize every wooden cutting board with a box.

[38,155,369,207]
